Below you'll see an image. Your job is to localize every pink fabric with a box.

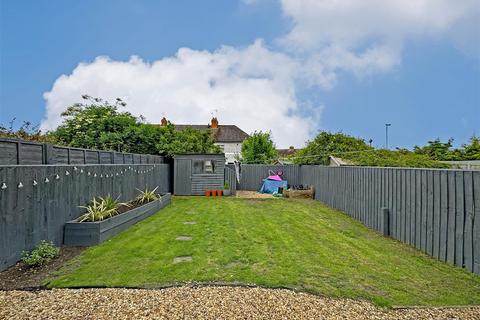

[267,175,282,181]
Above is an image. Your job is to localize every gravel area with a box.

[1,286,479,319]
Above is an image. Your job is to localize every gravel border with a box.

[1,286,479,320]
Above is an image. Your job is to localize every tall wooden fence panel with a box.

[239,164,479,275]
[238,164,302,191]
[0,163,171,271]
[0,138,165,165]
[224,166,237,196]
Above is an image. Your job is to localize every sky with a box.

[1,0,479,148]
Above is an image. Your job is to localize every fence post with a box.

[44,143,54,164]
[382,207,390,236]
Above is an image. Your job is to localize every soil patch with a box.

[0,246,84,290]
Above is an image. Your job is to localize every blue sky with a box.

[1,0,479,148]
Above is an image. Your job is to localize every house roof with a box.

[174,124,249,143]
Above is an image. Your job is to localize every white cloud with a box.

[278,0,479,83]
[42,40,320,148]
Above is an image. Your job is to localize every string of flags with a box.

[0,164,158,190]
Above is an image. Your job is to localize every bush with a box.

[77,195,127,222]
[21,240,59,267]
[134,187,159,205]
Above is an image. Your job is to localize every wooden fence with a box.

[239,164,480,275]
[224,166,237,196]
[0,163,171,271]
[0,138,164,165]
[238,164,303,191]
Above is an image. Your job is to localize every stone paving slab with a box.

[173,256,192,264]
[176,236,192,241]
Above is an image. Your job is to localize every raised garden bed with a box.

[64,193,171,246]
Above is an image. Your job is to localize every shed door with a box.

[174,159,192,195]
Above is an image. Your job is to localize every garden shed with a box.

[173,153,226,195]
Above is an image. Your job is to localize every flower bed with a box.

[64,193,171,246]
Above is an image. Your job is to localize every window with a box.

[204,160,214,173]
[192,160,215,174]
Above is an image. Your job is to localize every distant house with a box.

[159,117,249,163]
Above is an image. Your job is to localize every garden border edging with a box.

[64,193,171,246]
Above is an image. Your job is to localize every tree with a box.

[49,95,220,156]
[241,131,278,164]
[293,131,372,165]
[461,135,480,160]
[413,138,460,161]
[294,131,450,168]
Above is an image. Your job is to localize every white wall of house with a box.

[215,142,242,163]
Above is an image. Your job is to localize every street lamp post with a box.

[385,123,391,149]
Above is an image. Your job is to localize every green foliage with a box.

[224,181,230,189]
[21,240,59,267]
[413,138,460,161]
[0,119,52,142]
[157,126,221,156]
[77,195,126,222]
[294,131,450,168]
[241,131,278,164]
[347,149,451,168]
[461,135,480,160]
[49,95,220,156]
[293,131,372,165]
[135,187,160,205]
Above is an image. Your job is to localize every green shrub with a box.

[135,187,159,205]
[224,181,230,189]
[77,195,127,222]
[21,240,59,267]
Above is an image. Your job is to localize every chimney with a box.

[160,117,168,126]
[211,117,218,129]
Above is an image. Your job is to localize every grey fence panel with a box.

[0,163,171,271]
[455,172,465,267]
[224,167,237,196]
[464,171,474,272]
[0,138,165,165]
[238,164,302,191]
[473,172,480,274]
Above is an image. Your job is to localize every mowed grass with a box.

[46,197,480,307]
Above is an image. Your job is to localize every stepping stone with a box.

[176,236,192,241]
[183,221,197,225]
[173,256,192,264]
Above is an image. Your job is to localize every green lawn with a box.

[46,197,480,307]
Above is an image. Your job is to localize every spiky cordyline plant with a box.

[77,195,128,222]
[135,186,159,205]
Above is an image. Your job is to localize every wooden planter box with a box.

[64,193,171,246]
[282,187,314,199]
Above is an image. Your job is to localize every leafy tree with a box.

[461,135,480,160]
[413,138,460,161]
[293,131,372,165]
[294,131,449,168]
[241,131,278,164]
[0,119,52,142]
[49,95,220,156]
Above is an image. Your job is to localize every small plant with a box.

[135,186,159,205]
[224,181,230,190]
[21,240,59,267]
[77,195,126,222]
